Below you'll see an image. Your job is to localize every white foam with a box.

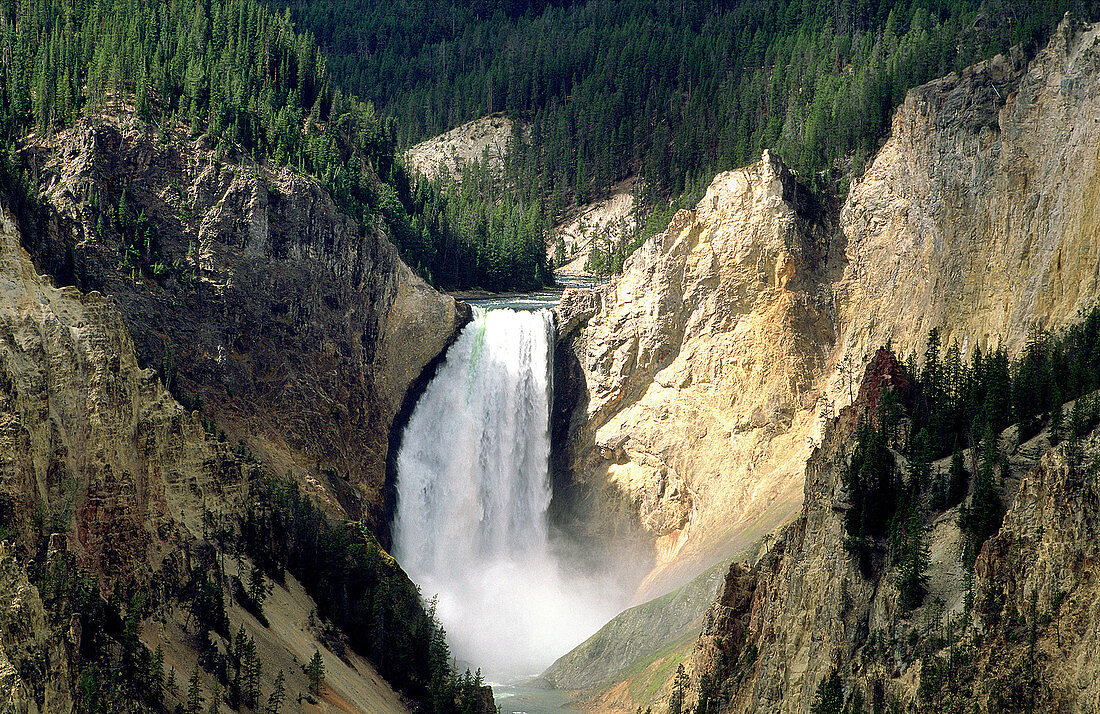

[392,308,624,679]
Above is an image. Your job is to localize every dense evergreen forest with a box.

[0,0,548,289]
[275,0,1097,225]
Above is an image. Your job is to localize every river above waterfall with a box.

[455,274,605,311]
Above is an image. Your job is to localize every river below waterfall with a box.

[391,275,617,712]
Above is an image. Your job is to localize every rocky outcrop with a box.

[675,36,1100,694]
[557,16,1100,602]
[680,360,905,714]
[0,542,72,714]
[555,151,836,595]
[0,169,441,714]
[835,16,1100,363]
[0,203,222,578]
[950,434,1100,711]
[18,114,466,526]
[552,18,1100,711]
[404,114,525,182]
[0,197,200,708]
[683,392,1100,714]
[553,178,639,274]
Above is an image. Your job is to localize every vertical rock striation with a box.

[0,204,219,578]
[0,542,72,714]
[669,18,1100,714]
[556,16,1100,604]
[17,115,466,525]
[837,16,1100,362]
[556,151,837,596]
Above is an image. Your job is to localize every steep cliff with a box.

[835,15,1100,365]
[685,376,1100,714]
[555,151,837,596]
[16,113,467,526]
[0,197,418,712]
[0,202,216,579]
[552,16,1100,707]
[0,541,72,714]
[557,15,1100,598]
[633,20,1100,711]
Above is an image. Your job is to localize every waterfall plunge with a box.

[393,308,617,681]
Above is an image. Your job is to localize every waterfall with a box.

[392,307,615,680]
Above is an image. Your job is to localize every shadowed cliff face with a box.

[15,114,466,526]
[685,383,1100,714]
[0,541,72,714]
[0,202,219,710]
[555,17,1100,607]
[0,206,230,579]
[0,200,419,712]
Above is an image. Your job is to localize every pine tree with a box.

[897,507,930,611]
[248,562,266,614]
[151,644,166,704]
[187,668,204,714]
[946,446,969,508]
[241,636,262,708]
[667,663,688,714]
[207,683,221,714]
[811,670,844,714]
[306,649,325,697]
[909,428,932,489]
[266,670,286,714]
[1070,397,1087,440]
[1049,390,1064,446]
[959,432,1003,566]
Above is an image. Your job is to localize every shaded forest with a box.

[274,0,1098,216]
[0,0,548,289]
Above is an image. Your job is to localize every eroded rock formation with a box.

[0,142,440,711]
[556,152,837,595]
[0,541,72,714]
[18,114,467,525]
[1,109,472,712]
[556,16,1100,603]
[686,377,1100,714]
[836,15,1100,364]
[0,205,220,578]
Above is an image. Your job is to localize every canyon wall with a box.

[555,152,837,596]
[1,110,474,711]
[557,15,1100,604]
[683,24,1100,684]
[685,368,1100,713]
[836,15,1100,364]
[0,205,221,580]
[17,115,467,525]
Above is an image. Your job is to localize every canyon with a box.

[1,10,1099,714]
[548,13,1100,711]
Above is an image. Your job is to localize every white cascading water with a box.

[393,307,618,681]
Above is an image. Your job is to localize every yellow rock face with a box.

[837,18,1100,365]
[561,18,1100,600]
[560,152,836,597]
